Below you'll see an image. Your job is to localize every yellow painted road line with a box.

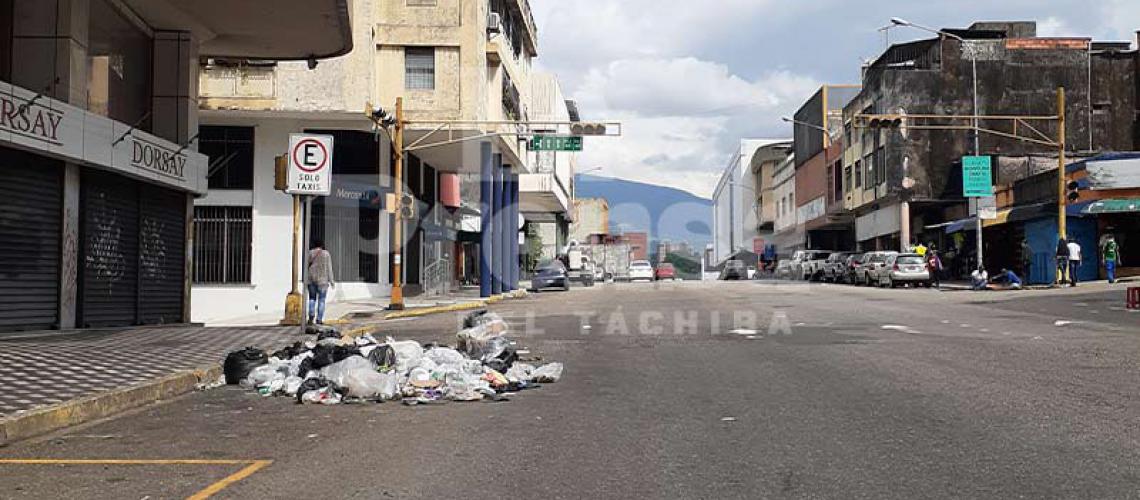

[186,460,273,500]
[0,458,273,499]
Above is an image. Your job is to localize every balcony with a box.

[519,171,571,217]
[198,64,277,109]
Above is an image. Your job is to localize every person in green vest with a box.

[1102,234,1120,284]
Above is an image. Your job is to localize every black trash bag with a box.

[306,324,342,339]
[295,377,332,403]
[483,346,518,374]
[308,344,361,371]
[366,345,396,370]
[462,309,490,329]
[271,341,309,360]
[223,347,268,385]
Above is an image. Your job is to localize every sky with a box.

[530,0,1140,198]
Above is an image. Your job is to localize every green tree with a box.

[664,253,701,278]
[524,223,543,273]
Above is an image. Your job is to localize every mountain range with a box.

[574,174,712,247]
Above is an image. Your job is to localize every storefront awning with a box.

[1082,198,1140,214]
[940,202,1089,234]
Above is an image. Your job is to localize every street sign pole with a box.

[301,195,311,335]
[963,155,993,271]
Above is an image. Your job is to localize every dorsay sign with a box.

[287,134,334,196]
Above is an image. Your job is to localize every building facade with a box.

[0,0,351,332]
[193,0,550,322]
[711,139,791,264]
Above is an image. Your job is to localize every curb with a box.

[0,365,222,447]
[382,290,529,320]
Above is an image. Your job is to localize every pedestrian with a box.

[927,248,943,288]
[1067,238,1082,287]
[307,239,335,324]
[971,266,989,291]
[1020,237,1033,281]
[992,268,1023,290]
[1055,237,1070,286]
[1102,234,1120,284]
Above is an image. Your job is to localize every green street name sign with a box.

[962,155,993,197]
[529,135,583,152]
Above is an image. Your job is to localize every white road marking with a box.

[1054,320,1075,326]
[730,329,759,335]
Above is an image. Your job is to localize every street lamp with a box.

[781,116,828,134]
[890,17,984,268]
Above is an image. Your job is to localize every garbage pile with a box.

[222,310,563,405]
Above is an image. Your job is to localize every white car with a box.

[628,260,655,281]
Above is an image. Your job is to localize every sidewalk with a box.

[0,325,302,445]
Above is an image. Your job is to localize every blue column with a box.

[510,172,520,291]
[479,143,493,298]
[500,165,513,292]
[491,154,504,295]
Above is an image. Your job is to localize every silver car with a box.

[861,251,899,286]
[878,253,931,288]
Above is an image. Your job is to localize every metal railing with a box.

[193,206,252,284]
[422,257,453,297]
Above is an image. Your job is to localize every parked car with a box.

[629,260,655,281]
[878,253,931,288]
[821,252,853,282]
[862,251,900,286]
[843,253,866,284]
[774,259,795,280]
[531,260,570,291]
[720,260,748,280]
[784,250,825,280]
[655,263,676,281]
[802,250,835,281]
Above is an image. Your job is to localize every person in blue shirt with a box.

[991,268,1023,290]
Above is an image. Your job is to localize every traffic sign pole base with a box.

[280,292,303,326]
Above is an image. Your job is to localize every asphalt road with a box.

[2,280,1140,499]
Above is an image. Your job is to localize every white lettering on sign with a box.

[132,137,187,180]
[0,91,64,145]
[286,134,334,196]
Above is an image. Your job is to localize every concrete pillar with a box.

[499,164,512,293]
[479,143,493,298]
[491,154,504,295]
[510,172,520,290]
[11,0,89,104]
[152,31,199,145]
[899,201,911,252]
[58,163,80,329]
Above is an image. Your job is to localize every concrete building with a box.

[520,73,577,262]
[569,198,609,244]
[792,85,859,250]
[770,153,800,256]
[193,0,548,322]
[841,21,1128,256]
[711,139,790,264]
[0,0,351,332]
[621,231,649,261]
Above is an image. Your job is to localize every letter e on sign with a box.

[287,134,334,196]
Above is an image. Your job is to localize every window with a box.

[0,0,11,81]
[405,47,435,90]
[844,165,852,193]
[865,153,874,187]
[87,0,152,130]
[854,160,862,188]
[193,206,252,284]
[200,126,254,190]
[833,160,843,201]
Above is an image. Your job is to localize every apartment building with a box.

[710,139,791,265]
[0,0,351,333]
[192,0,549,322]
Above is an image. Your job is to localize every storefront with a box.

[0,80,207,332]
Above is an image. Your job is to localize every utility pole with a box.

[1057,87,1067,285]
[390,97,406,310]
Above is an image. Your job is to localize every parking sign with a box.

[287,134,334,196]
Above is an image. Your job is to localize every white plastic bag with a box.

[505,362,535,383]
[530,363,564,383]
[283,376,304,396]
[320,356,392,398]
[244,363,286,387]
[386,338,423,372]
[288,351,314,377]
[424,347,466,365]
[300,387,342,405]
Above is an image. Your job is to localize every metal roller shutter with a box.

[0,147,62,332]
[138,186,186,324]
[79,170,140,328]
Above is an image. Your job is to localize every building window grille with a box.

[405,47,435,90]
[193,206,252,284]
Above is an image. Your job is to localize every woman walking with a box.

[307,240,335,324]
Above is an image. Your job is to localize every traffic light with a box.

[570,122,608,136]
[1066,179,1080,203]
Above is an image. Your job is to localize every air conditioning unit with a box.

[487,12,502,34]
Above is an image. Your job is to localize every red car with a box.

[654,263,676,281]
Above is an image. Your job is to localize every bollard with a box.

[1128,287,1140,310]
